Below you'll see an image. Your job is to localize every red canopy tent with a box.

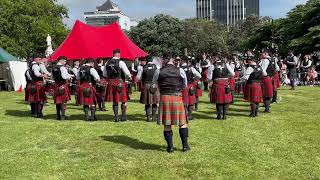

[50,20,148,61]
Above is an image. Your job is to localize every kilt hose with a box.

[201,68,209,82]
[273,72,281,90]
[28,81,47,103]
[140,83,160,105]
[261,76,274,99]
[194,80,203,97]
[244,82,263,103]
[96,78,108,104]
[229,76,236,91]
[210,79,232,104]
[159,95,187,126]
[105,79,129,103]
[79,82,97,106]
[53,82,71,104]
[182,83,197,106]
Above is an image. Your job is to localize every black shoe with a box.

[263,110,271,113]
[114,117,119,122]
[222,116,227,120]
[167,147,174,153]
[216,115,222,120]
[182,146,191,152]
[60,115,66,120]
[249,113,254,117]
[37,113,44,119]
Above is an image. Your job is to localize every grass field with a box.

[0,87,320,179]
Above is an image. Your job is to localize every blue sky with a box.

[57,0,307,27]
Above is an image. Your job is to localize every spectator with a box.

[306,66,318,86]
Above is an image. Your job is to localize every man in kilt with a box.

[52,56,74,120]
[95,58,107,111]
[27,54,48,119]
[287,51,298,90]
[259,52,276,113]
[24,60,34,114]
[242,58,263,117]
[137,57,160,122]
[272,54,281,103]
[191,57,203,111]
[79,59,101,121]
[153,55,189,153]
[104,49,132,122]
[208,57,235,120]
[200,55,210,91]
[71,60,81,105]
[180,58,201,120]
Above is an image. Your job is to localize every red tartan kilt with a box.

[261,76,273,99]
[273,72,280,89]
[194,80,202,97]
[210,79,232,104]
[229,77,235,91]
[45,82,54,93]
[54,82,71,104]
[132,73,137,83]
[159,95,187,126]
[235,71,241,78]
[105,79,129,103]
[182,84,196,106]
[28,81,47,103]
[201,68,209,81]
[244,82,262,103]
[79,82,97,105]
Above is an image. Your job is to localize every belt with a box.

[160,93,182,97]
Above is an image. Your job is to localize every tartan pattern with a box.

[96,78,108,104]
[105,79,129,103]
[244,82,262,103]
[159,95,187,126]
[140,83,160,105]
[210,79,232,104]
[79,82,97,105]
[69,80,80,95]
[194,80,203,97]
[182,83,196,106]
[261,76,274,99]
[201,68,209,81]
[53,82,71,104]
[25,84,29,102]
[28,81,47,103]
[229,77,236,91]
[273,72,281,90]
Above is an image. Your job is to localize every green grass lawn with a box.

[0,87,320,179]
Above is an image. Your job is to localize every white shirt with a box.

[207,63,235,80]
[103,57,132,78]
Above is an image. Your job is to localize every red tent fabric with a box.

[50,20,148,61]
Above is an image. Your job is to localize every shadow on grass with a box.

[100,135,165,151]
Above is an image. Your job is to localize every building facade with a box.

[196,0,259,25]
[84,0,137,31]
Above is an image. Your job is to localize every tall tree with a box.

[0,0,69,58]
[129,14,183,56]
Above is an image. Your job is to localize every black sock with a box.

[179,128,189,149]
[164,130,173,150]
[84,105,90,121]
[56,104,61,119]
[113,104,119,121]
[152,104,158,121]
[90,106,97,121]
[223,104,229,119]
[121,104,127,121]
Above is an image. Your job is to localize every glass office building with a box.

[196,0,259,25]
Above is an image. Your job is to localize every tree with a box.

[0,0,69,58]
[129,14,183,56]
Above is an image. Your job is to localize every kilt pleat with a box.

[140,83,160,105]
[261,76,273,99]
[194,80,203,97]
[159,95,187,126]
[105,79,129,103]
[244,82,262,103]
[210,79,232,104]
[229,77,235,91]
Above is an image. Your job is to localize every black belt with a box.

[160,93,182,96]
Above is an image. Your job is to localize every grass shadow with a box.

[100,135,165,152]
